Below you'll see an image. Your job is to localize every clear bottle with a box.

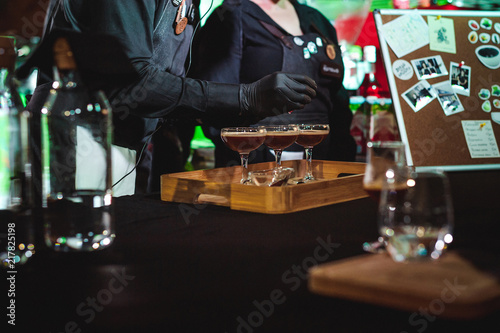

[0,36,35,267]
[41,37,114,251]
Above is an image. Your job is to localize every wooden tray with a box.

[160,160,367,214]
[308,252,500,319]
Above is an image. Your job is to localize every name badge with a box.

[320,62,342,78]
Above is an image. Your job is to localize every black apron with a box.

[152,0,196,77]
[148,0,199,192]
[253,21,344,158]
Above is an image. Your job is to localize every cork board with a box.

[374,9,500,171]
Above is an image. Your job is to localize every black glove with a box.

[239,72,317,118]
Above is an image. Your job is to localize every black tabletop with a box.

[7,170,500,333]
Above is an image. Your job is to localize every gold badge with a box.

[326,44,336,60]
[174,0,187,35]
[175,17,188,35]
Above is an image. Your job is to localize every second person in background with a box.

[191,0,356,167]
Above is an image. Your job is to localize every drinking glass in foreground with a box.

[362,141,407,253]
[378,170,454,262]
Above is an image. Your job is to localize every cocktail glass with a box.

[261,125,299,169]
[221,127,266,184]
[295,124,330,182]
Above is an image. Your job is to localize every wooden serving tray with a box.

[308,252,500,319]
[160,160,367,214]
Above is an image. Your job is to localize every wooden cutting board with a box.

[308,251,500,319]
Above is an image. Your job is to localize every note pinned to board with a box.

[462,120,500,158]
[380,11,429,58]
[428,16,457,54]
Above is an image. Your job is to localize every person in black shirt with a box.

[21,0,317,195]
[191,0,356,167]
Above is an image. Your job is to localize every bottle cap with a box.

[53,37,77,70]
[0,36,17,70]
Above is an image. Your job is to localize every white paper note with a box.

[381,11,429,58]
[428,16,456,54]
[461,120,500,158]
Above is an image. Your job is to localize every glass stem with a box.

[240,153,249,183]
[305,147,313,179]
[275,149,283,168]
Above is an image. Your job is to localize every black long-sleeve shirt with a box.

[27,0,243,150]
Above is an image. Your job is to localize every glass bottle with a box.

[353,45,383,159]
[0,36,35,267]
[358,46,398,142]
[358,45,382,103]
[349,96,369,162]
[41,37,114,251]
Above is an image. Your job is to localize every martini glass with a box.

[295,124,330,181]
[261,125,299,169]
[220,127,266,184]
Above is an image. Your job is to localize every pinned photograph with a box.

[411,55,448,80]
[450,62,471,96]
[402,80,437,112]
[433,80,464,116]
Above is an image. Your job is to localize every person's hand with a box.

[239,72,317,118]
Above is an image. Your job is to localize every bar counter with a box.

[10,169,500,332]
